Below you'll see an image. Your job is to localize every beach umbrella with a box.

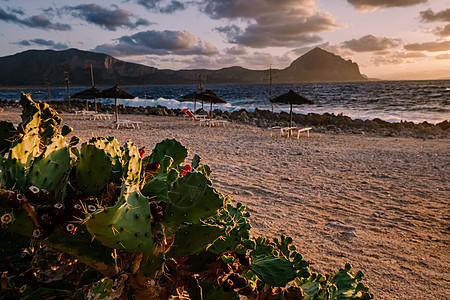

[101,84,135,123]
[196,89,226,119]
[270,89,314,129]
[180,91,199,113]
[72,86,103,112]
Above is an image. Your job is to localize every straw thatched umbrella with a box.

[72,86,103,112]
[270,89,314,129]
[101,84,135,123]
[180,91,199,113]
[196,89,226,120]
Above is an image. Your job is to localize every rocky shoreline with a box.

[1,99,448,138]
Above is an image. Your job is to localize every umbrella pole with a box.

[289,103,293,137]
[194,99,197,114]
[210,102,213,120]
[95,97,97,113]
[86,100,89,111]
[115,98,118,123]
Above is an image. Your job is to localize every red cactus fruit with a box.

[138,147,145,158]
[87,204,97,213]
[1,213,13,225]
[25,185,41,204]
[51,203,65,225]
[64,223,77,235]
[149,201,165,222]
[7,192,27,209]
[180,164,192,176]
[223,278,234,292]
[146,161,160,173]
[238,286,253,295]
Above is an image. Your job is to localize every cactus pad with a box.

[28,136,71,193]
[149,139,188,168]
[166,224,225,258]
[163,172,225,234]
[76,144,112,195]
[85,183,155,252]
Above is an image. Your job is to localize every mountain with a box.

[0,47,366,87]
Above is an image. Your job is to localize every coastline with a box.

[1,107,449,299]
[1,99,449,138]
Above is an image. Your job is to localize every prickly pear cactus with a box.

[0,93,373,300]
[85,183,155,252]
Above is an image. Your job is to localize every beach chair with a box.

[289,127,312,138]
[270,126,312,138]
[270,126,290,137]
[181,109,208,121]
[112,120,143,130]
[200,119,229,127]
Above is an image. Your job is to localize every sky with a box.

[0,0,449,80]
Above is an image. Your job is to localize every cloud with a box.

[346,0,427,12]
[93,30,219,56]
[63,4,152,31]
[420,8,450,22]
[12,38,69,50]
[435,53,450,60]
[136,0,186,13]
[224,45,248,55]
[404,40,450,52]
[341,34,401,52]
[203,0,337,48]
[435,24,450,37]
[136,0,163,10]
[160,1,185,14]
[0,7,71,30]
[200,0,314,19]
[173,50,292,70]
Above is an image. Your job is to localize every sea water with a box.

[1,80,449,124]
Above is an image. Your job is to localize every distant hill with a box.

[0,47,366,87]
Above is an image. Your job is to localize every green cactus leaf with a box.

[140,252,164,277]
[208,228,241,255]
[90,137,123,182]
[76,143,112,195]
[198,279,240,300]
[85,183,155,252]
[166,224,225,258]
[249,255,297,287]
[327,264,373,299]
[141,173,169,202]
[191,154,201,170]
[122,141,141,184]
[28,136,71,193]
[45,229,116,277]
[0,121,16,154]
[0,157,6,188]
[61,125,73,136]
[149,139,188,168]
[5,130,40,189]
[163,172,225,234]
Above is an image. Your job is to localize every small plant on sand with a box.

[0,93,373,299]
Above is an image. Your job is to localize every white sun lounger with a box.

[271,126,312,138]
[112,120,143,130]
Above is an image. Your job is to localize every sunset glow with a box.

[0,0,449,80]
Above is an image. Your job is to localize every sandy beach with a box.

[1,108,449,299]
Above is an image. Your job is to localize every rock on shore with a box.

[0,99,448,138]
